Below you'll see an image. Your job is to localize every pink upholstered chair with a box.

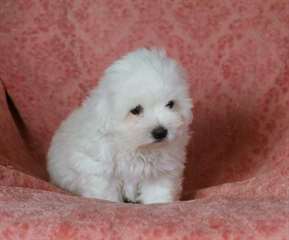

[0,1,288,238]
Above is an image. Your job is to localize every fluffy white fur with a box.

[47,48,193,204]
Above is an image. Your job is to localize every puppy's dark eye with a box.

[166,100,175,109]
[130,105,143,115]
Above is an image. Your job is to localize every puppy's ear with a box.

[182,97,194,124]
[83,89,114,135]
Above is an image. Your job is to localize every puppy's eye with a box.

[130,105,143,115]
[166,100,175,109]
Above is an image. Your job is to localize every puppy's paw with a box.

[140,194,174,204]
[138,178,179,204]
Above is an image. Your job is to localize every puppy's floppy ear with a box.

[83,88,114,135]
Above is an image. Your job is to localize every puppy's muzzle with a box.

[151,126,168,142]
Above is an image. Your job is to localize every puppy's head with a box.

[92,48,193,149]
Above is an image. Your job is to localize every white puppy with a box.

[47,48,193,204]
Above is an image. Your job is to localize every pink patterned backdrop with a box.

[0,0,289,239]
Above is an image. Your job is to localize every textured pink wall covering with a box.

[0,0,289,239]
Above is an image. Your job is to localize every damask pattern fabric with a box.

[0,0,289,239]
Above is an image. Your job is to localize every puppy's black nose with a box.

[151,126,168,141]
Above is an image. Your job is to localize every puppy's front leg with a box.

[139,176,181,204]
[79,175,122,202]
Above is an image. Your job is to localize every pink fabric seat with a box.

[0,0,289,238]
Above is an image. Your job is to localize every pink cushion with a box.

[0,0,289,238]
